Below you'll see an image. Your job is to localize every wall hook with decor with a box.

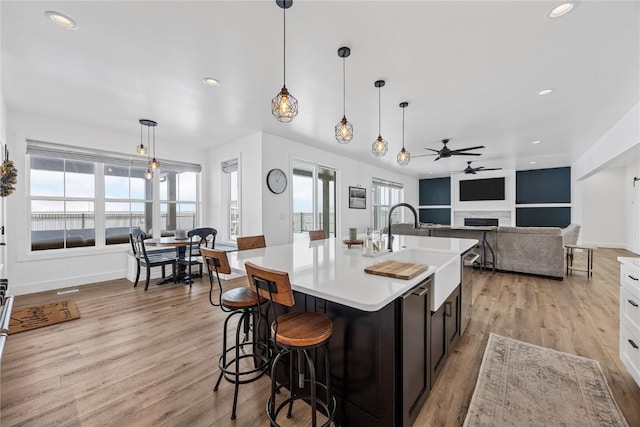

[0,146,17,197]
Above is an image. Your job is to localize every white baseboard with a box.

[10,269,128,296]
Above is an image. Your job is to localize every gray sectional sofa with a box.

[390,223,581,279]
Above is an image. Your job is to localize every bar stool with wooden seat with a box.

[200,248,271,420]
[308,230,325,241]
[245,262,336,427]
[237,235,266,251]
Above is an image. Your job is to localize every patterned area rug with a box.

[9,300,80,334]
[464,333,628,427]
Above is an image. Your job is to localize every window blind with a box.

[26,139,202,173]
[221,158,238,173]
[372,177,404,190]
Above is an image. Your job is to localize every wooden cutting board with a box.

[364,260,428,280]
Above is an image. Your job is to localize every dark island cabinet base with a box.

[430,286,461,388]
[264,283,459,427]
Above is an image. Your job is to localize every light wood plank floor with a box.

[2,248,640,426]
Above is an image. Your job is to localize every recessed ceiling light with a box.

[202,77,221,87]
[538,89,553,96]
[549,3,575,18]
[44,11,78,30]
[531,140,542,144]
[529,161,537,165]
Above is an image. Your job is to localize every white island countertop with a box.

[227,235,477,312]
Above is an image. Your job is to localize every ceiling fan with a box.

[413,138,485,161]
[463,161,502,174]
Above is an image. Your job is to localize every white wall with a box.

[626,161,640,254]
[207,132,263,243]
[572,103,639,231]
[581,167,627,248]
[6,112,207,295]
[261,132,419,246]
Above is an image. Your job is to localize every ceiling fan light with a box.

[397,148,410,166]
[372,135,388,157]
[272,86,298,122]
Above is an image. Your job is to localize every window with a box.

[222,159,240,241]
[160,170,197,233]
[27,140,201,252]
[104,164,153,245]
[292,161,336,242]
[371,178,403,230]
[30,157,96,250]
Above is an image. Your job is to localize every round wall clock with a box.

[266,168,287,194]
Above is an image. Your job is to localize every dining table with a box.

[145,236,197,284]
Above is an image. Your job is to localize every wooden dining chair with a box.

[236,235,266,251]
[178,227,217,286]
[308,230,326,241]
[129,229,177,291]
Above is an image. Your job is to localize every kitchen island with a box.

[228,235,477,427]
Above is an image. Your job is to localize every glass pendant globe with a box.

[372,135,388,157]
[137,144,147,155]
[397,148,411,165]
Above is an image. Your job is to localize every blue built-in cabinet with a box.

[515,167,571,227]
[419,177,451,225]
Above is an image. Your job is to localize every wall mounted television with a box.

[459,177,505,201]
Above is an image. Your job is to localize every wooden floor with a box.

[2,248,640,426]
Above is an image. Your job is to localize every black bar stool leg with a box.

[304,349,317,427]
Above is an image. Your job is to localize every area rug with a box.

[464,333,628,427]
[8,300,80,335]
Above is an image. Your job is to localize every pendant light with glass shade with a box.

[371,80,388,157]
[271,0,298,122]
[397,102,411,165]
[139,119,158,179]
[335,47,353,144]
[136,120,147,155]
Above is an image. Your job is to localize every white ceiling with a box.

[2,1,638,179]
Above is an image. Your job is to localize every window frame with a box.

[371,178,404,230]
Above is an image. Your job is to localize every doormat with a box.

[464,333,628,426]
[9,300,80,335]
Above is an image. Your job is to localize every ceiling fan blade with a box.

[424,148,440,153]
[433,156,441,161]
[464,169,477,174]
[449,145,485,153]
[480,167,502,171]
[454,152,482,156]
[411,154,437,158]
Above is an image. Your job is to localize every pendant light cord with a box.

[152,125,156,158]
[283,7,286,87]
[146,124,151,160]
[140,123,143,148]
[342,58,346,116]
[378,87,381,136]
[402,107,405,149]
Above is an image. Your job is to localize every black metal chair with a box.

[129,229,177,291]
[177,227,217,286]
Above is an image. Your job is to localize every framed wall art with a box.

[349,186,366,209]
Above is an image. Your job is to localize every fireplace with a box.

[464,218,498,227]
